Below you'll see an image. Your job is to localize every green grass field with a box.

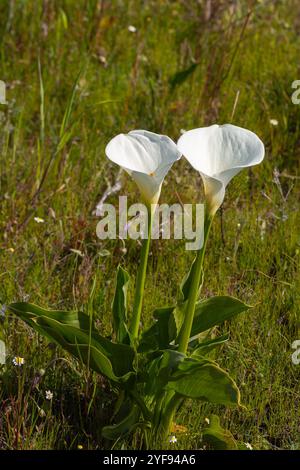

[0,0,299,450]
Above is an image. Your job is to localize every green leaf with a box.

[145,349,185,396]
[180,255,204,302]
[102,405,142,440]
[8,302,136,383]
[169,302,186,341]
[153,306,176,343]
[139,296,249,353]
[166,358,241,406]
[180,255,195,301]
[8,302,95,331]
[139,303,189,353]
[192,296,252,336]
[191,333,229,356]
[169,63,198,91]
[112,266,130,343]
[137,323,159,353]
[202,415,238,450]
[138,306,175,352]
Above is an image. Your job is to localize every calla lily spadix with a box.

[177,124,265,216]
[105,130,181,206]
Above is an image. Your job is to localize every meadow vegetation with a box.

[0,0,299,450]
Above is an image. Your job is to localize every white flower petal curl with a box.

[177,124,265,215]
[106,130,181,205]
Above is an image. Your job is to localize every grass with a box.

[0,0,300,450]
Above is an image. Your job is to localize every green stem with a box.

[154,213,214,444]
[154,392,181,446]
[129,390,151,421]
[130,208,153,340]
[178,212,213,354]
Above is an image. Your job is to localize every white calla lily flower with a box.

[105,130,181,206]
[177,124,265,215]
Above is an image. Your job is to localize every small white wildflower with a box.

[204,417,210,425]
[34,217,45,224]
[245,442,253,450]
[13,356,25,366]
[169,435,177,444]
[237,223,241,229]
[45,390,53,400]
[128,25,137,33]
[270,119,278,126]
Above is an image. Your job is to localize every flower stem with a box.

[130,208,153,340]
[153,392,182,447]
[178,212,213,354]
[152,212,213,445]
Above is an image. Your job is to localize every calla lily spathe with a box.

[177,124,265,215]
[106,130,181,205]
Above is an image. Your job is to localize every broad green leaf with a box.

[157,350,185,381]
[8,302,136,383]
[191,333,229,356]
[139,303,188,353]
[169,302,186,341]
[144,356,161,396]
[139,296,248,353]
[38,316,134,380]
[180,255,204,302]
[166,358,241,406]
[153,306,176,347]
[145,349,185,396]
[40,322,123,381]
[191,296,252,336]
[138,306,175,352]
[8,302,95,331]
[202,414,238,450]
[137,323,159,353]
[180,255,196,301]
[102,405,142,440]
[112,266,130,343]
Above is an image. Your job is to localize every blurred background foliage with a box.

[0,0,299,450]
